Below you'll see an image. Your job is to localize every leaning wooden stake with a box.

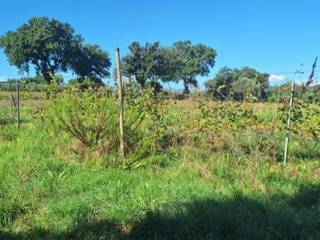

[115,48,125,158]
[283,81,295,165]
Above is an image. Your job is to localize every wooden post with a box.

[9,81,13,114]
[16,79,20,128]
[283,81,295,165]
[115,48,125,158]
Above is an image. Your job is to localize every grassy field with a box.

[0,95,319,240]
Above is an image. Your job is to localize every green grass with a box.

[0,102,319,239]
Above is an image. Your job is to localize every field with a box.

[0,91,320,240]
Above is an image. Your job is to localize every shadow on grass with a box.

[0,220,124,240]
[1,184,320,240]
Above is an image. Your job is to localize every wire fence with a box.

[0,79,318,119]
[0,77,319,164]
[0,80,20,126]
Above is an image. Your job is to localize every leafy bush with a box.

[278,99,320,139]
[298,104,320,138]
[124,88,178,167]
[45,89,119,165]
[44,87,177,168]
[186,99,256,151]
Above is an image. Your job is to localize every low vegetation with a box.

[0,87,319,239]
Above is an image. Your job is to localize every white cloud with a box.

[269,74,285,82]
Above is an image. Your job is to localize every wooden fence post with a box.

[115,48,125,158]
[16,79,20,128]
[9,81,13,114]
[283,81,295,165]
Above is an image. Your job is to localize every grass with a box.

[0,99,319,239]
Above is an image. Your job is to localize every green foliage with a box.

[44,89,119,165]
[169,41,217,94]
[43,87,176,168]
[68,77,105,90]
[122,41,217,94]
[1,83,320,239]
[300,104,320,138]
[278,99,320,139]
[69,44,111,81]
[0,125,18,142]
[0,121,319,239]
[20,76,46,85]
[204,67,235,100]
[0,104,15,125]
[0,17,110,83]
[205,66,270,101]
[188,99,257,152]
[301,85,320,103]
[125,88,174,164]
[122,42,167,89]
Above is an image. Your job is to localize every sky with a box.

[0,0,319,89]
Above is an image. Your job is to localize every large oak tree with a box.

[0,17,111,84]
[121,41,168,90]
[169,41,217,94]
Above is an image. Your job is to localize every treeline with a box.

[0,17,319,102]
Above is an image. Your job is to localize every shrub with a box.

[44,87,177,168]
[124,88,177,167]
[278,100,320,139]
[45,89,119,165]
[188,99,256,151]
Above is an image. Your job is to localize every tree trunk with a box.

[137,76,145,89]
[42,70,53,84]
[41,70,55,99]
[183,79,190,94]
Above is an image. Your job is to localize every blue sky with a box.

[0,0,319,88]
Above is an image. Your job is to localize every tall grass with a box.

[0,97,319,239]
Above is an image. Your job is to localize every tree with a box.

[232,76,258,102]
[204,67,236,100]
[233,67,269,101]
[122,42,167,89]
[122,41,217,94]
[170,41,217,94]
[205,66,270,101]
[0,17,110,84]
[69,44,111,84]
